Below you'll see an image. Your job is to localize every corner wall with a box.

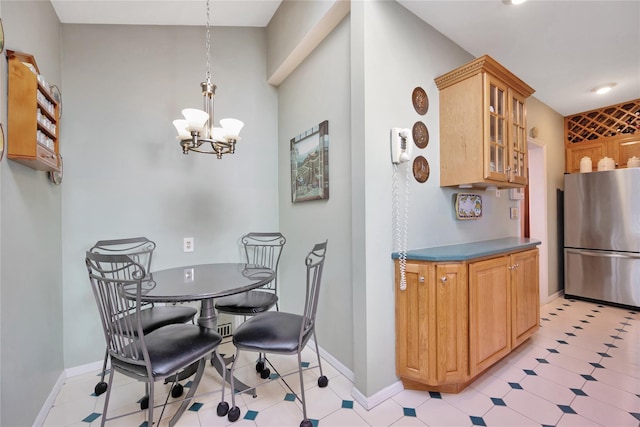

[0,1,63,425]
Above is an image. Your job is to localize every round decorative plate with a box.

[0,124,4,162]
[412,121,429,149]
[0,19,4,55]
[412,87,428,115]
[48,154,63,185]
[412,155,430,183]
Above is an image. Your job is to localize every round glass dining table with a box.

[137,263,274,396]
[141,263,274,329]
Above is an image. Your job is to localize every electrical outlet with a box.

[496,189,501,198]
[183,237,194,252]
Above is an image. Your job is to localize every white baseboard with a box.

[65,359,106,377]
[33,372,66,427]
[308,339,354,382]
[350,380,404,410]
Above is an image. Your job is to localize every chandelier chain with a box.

[205,0,211,82]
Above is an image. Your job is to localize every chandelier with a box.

[172,0,244,157]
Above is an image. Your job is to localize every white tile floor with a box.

[43,297,640,426]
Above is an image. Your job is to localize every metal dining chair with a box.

[85,251,227,427]
[215,232,286,375]
[221,240,328,427]
[89,237,198,403]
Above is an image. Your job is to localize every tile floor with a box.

[43,297,640,426]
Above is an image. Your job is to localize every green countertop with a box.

[391,237,541,261]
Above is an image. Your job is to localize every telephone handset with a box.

[391,128,411,291]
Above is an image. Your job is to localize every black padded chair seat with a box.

[115,305,198,335]
[115,324,222,378]
[215,291,278,315]
[232,311,312,354]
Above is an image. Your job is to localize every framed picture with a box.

[455,193,482,220]
[290,120,329,203]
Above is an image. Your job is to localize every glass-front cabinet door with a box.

[510,91,527,185]
[485,76,508,182]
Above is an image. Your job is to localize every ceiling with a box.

[50,0,640,117]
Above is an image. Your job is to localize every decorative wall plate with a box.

[412,155,430,183]
[48,154,63,185]
[412,121,429,149]
[412,87,428,115]
[0,124,4,162]
[0,19,4,55]
[455,193,482,220]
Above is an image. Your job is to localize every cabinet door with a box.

[509,90,528,185]
[511,249,540,347]
[395,262,431,382]
[485,75,509,182]
[435,263,468,383]
[469,256,511,376]
[607,139,640,168]
[565,141,606,173]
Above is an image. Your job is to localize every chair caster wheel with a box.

[140,396,149,410]
[94,382,107,396]
[171,383,184,398]
[260,368,271,379]
[228,406,241,422]
[318,375,328,388]
[256,361,265,372]
[300,419,313,427]
[216,401,229,417]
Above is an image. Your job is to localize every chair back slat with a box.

[85,251,149,369]
[300,240,328,344]
[242,232,286,291]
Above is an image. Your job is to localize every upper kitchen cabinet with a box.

[7,50,61,172]
[565,99,640,173]
[435,55,535,189]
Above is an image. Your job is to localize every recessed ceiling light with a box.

[510,0,527,4]
[591,83,617,95]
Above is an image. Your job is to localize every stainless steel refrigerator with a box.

[564,168,640,308]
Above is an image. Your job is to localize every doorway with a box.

[527,138,550,304]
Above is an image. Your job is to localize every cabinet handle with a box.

[419,276,425,283]
[508,265,515,270]
[441,276,447,283]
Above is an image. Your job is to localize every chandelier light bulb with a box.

[172,119,191,140]
[181,108,209,132]
[220,118,245,140]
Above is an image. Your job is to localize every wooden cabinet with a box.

[7,50,61,172]
[395,261,467,389]
[435,55,534,189]
[468,256,511,377]
[395,247,539,393]
[511,249,540,347]
[564,99,640,173]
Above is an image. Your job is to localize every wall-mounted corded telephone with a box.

[391,128,412,290]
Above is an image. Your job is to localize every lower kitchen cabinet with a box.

[395,246,539,392]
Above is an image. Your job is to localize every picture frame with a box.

[290,120,329,203]
[455,193,482,220]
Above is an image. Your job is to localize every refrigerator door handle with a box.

[566,248,640,259]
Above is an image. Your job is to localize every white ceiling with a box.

[50,0,640,117]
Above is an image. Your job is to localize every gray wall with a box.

[60,23,279,367]
[0,1,63,426]
[277,14,353,369]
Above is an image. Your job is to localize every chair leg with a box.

[215,350,230,417]
[100,365,117,427]
[226,348,242,422]
[297,351,312,427]
[169,359,206,427]
[312,331,329,388]
[147,381,154,427]
[94,349,109,396]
